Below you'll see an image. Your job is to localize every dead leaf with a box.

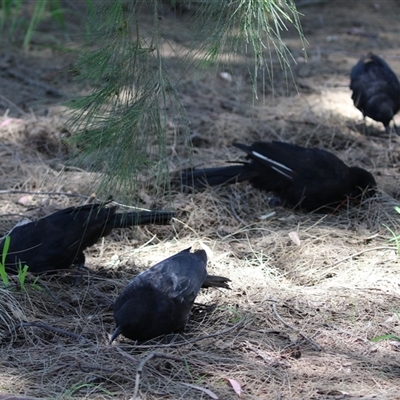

[217,225,238,234]
[288,231,301,246]
[180,382,218,399]
[17,195,33,206]
[226,378,242,397]
[259,211,276,220]
[219,72,233,82]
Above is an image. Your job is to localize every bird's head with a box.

[368,97,395,128]
[109,299,145,344]
[348,167,377,199]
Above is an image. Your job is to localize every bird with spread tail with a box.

[176,141,376,212]
[110,248,230,343]
[1,203,175,274]
[350,53,400,133]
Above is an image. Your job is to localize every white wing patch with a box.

[270,166,293,180]
[0,219,33,241]
[252,151,294,180]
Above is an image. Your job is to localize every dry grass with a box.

[2,1,400,399]
[2,99,400,400]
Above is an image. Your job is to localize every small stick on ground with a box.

[326,246,394,269]
[8,321,92,343]
[133,352,185,400]
[229,197,246,224]
[34,278,74,312]
[129,317,247,349]
[0,189,93,200]
[271,302,322,352]
[5,68,65,97]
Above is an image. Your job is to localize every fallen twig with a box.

[125,317,247,349]
[76,361,115,373]
[132,352,185,400]
[6,68,65,98]
[0,189,91,199]
[34,278,74,312]
[8,321,91,343]
[271,303,322,352]
[179,382,219,399]
[325,246,395,270]
[229,197,246,225]
[114,346,139,366]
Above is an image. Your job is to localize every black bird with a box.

[110,248,230,343]
[350,53,400,133]
[177,141,376,212]
[1,203,175,274]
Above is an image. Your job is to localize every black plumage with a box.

[177,141,376,212]
[350,53,400,133]
[110,248,230,343]
[1,203,175,274]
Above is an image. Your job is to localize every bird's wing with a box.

[235,141,348,182]
[351,56,400,104]
[134,249,207,302]
[4,218,77,272]
[350,58,364,84]
[2,204,116,273]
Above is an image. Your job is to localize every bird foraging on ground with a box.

[176,141,376,212]
[350,53,400,133]
[110,248,230,343]
[1,203,175,274]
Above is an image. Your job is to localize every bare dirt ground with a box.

[1,1,400,399]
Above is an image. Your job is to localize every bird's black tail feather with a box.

[202,274,231,289]
[112,210,175,228]
[177,164,256,189]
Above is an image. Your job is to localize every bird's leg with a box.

[385,124,398,153]
[385,125,393,151]
[363,115,368,136]
[73,263,84,286]
[72,252,86,286]
[393,121,399,135]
